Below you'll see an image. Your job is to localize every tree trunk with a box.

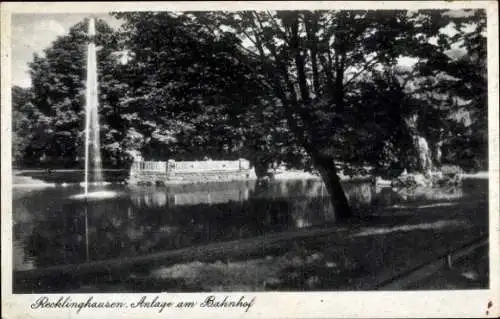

[249,13,351,220]
[313,153,352,220]
[253,159,270,179]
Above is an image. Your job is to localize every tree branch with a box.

[265,11,290,44]
[289,12,311,102]
[305,11,320,96]
[343,53,383,88]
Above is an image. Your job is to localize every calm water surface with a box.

[12,177,488,271]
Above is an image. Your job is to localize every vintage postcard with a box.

[1,1,499,318]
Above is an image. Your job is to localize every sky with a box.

[11,13,123,88]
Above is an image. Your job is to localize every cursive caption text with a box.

[30,295,256,314]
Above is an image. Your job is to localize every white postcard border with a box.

[2,1,499,318]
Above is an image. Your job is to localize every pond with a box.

[12,173,488,272]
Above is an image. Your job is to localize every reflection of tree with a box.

[343,182,376,214]
[24,179,463,270]
[24,208,86,268]
[87,199,164,259]
[132,199,296,247]
[130,181,258,208]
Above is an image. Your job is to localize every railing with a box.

[131,161,167,172]
[174,160,240,172]
[131,159,251,173]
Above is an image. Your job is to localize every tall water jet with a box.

[84,17,103,196]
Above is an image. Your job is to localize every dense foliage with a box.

[12,10,488,218]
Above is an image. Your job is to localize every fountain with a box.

[84,17,103,194]
[71,18,116,201]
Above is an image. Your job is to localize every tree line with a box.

[12,10,487,218]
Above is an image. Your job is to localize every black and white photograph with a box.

[1,1,499,318]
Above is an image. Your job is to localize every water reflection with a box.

[129,181,255,208]
[12,179,487,270]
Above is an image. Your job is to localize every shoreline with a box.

[11,169,490,188]
[461,171,489,179]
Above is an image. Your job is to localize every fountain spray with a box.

[84,17,103,197]
[84,17,98,262]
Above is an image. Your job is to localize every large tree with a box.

[440,10,487,170]
[111,10,486,219]
[112,12,278,164]
[184,10,463,219]
[28,18,124,167]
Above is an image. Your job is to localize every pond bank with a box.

[12,168,373,187]
[461,171,489,179]
[13,168,490,186]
